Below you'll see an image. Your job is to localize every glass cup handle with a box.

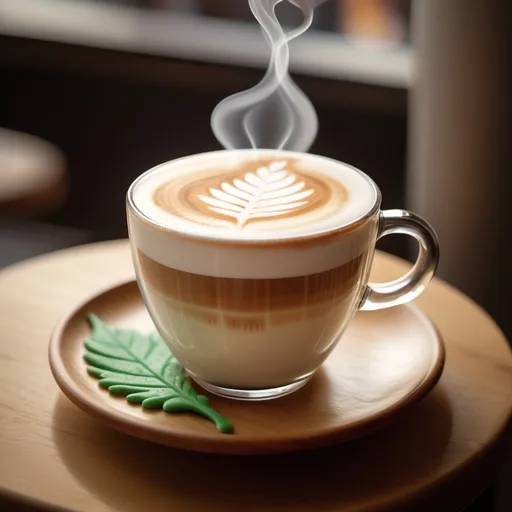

[359,209,440,311]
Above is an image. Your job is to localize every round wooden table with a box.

[0,240,510,512]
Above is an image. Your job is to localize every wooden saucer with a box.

[49,280,444,455]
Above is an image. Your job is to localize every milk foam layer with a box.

[127,150,380,279]
[131,150,377,241]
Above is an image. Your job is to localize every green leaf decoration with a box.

[84,313,233,434]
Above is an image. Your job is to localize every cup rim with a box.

[126,149,382,246]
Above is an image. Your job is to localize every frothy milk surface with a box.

[131,150,377,241]
[127,150,380,279]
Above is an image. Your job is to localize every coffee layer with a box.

[128,209,378,279]
[140,276,364,388]
[137,249,366,312]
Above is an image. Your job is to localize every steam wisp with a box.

[211,0,325,152]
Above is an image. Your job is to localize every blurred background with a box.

[0,1,510,510]
[0,0,411,262]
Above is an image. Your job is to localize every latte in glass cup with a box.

[127,149,438,400]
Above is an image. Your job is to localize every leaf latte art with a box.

[197,161,314,228]
[152,157,346,233]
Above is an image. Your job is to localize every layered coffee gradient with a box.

[128,150,379,389]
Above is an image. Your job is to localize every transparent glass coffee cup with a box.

[127,150,439,400]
